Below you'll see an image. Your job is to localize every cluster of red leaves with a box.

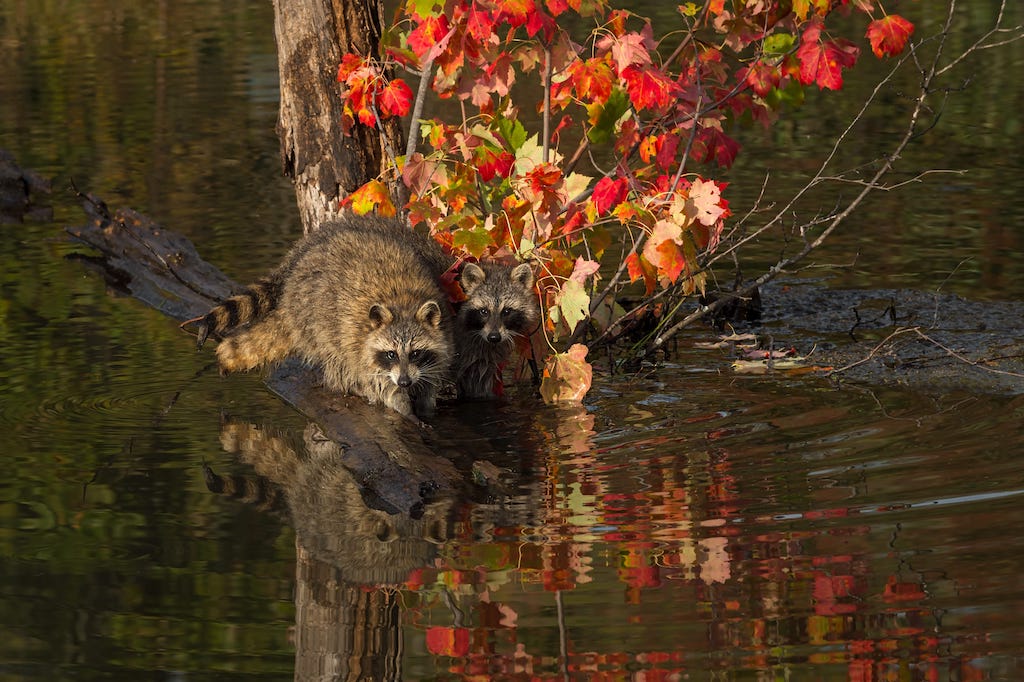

[336,0,914,400]
[337,53,413,132]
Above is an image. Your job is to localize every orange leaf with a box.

[540,344,593,404]
[343,180,396,216]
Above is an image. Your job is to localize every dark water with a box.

[2,3,1023,681]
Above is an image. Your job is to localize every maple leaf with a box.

[867,14,914,58]
[569,255,600,283]
[641,219,686,282]
[596,28,654,75]
[379,79,413,117]
[546,0,570,17]
[343,180,396,217]
[685,178,726,227]
[653,239,686,282]
[591,176,628,216]
[465,5,496,41]
[689,125,739,168]
[475,148,515,182]
[745,60,780,97]
[625,252,658,295]
[407,14,450,59]
[401,152,445,195]
[797,22,860,90]
[540,344,593,404]
[553,279,590,334]
[494,0,536,27]
[566,57,615,105]
[622,65,676,112]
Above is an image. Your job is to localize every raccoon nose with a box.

[487,331,502,343]
[397,375,412,388]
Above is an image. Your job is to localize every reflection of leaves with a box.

[425,626,471,657]
[732,354,832,375]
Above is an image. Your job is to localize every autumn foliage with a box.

[335,0,914,400]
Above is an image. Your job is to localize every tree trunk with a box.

[273,0,405,232]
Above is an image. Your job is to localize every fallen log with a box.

[65,192,462,515]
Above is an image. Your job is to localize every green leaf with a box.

[408,0,440,19]
[452,226,494,258]
[763,33,796,57]
[557,279,590,334]
[496,116,528,152]
[586,88,630,145]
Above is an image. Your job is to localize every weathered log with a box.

[66,193,462,515]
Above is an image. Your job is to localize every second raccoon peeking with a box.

[193,214,541,421]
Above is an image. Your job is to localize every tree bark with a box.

[273,0,405,232]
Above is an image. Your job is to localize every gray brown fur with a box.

[196,215,454,419]
[455,262,540,399]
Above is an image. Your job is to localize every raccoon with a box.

[455,261,541,399]
[193,215,454,419]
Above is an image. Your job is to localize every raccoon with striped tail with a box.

[190,215,455,420]
[454,261,541,399]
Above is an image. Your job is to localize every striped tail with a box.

[195,277,282,349]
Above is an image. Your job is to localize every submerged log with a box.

[66,193,461,515]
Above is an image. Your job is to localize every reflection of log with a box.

[0,149,52,223]
[67,194,461,515]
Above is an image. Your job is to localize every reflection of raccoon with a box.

[455,262,541,399]
[209,421,453,585]
[194,215,454,419]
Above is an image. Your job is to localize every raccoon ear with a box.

[460,262,486,294]
[416,300,443,328]
[510,263,534,290]
[368,304,393,328]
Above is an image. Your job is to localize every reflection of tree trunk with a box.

[294,544,403,682]
[272,0,404,232]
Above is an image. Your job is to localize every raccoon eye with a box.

[384,351,398,361]
[476,308,490,318]
[409,349,422,361]
[502,307,515,317]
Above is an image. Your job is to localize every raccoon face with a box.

[367,301,448,389]
[459,262,539,346]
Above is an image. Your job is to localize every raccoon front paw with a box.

[215,339,263,374]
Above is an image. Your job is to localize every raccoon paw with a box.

[215,338,263,373]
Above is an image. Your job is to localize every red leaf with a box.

[622,65,676,111]
[379,79,413,117]
[625,252,658,295]
[475,149,515,182]
[408,14,450,59]
[564,57,615,106]
[690,126,739,168]
[546,0,570,17]
[797,24,859,90]
[465,5,496,41]
[591,176,628,216]
[745,60,780,97]
[867,14,914,58]
[493,0,536,27]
